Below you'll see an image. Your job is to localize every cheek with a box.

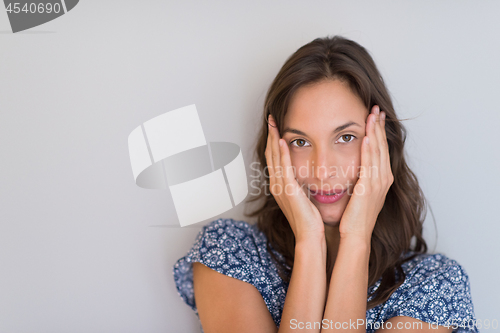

[335,154,361,179]
[289,154,307,179]
[347,142,363,177]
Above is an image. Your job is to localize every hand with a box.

[338,105,394,243]
[265,114,325,243]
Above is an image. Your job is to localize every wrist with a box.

[339,234,371,252]
[295,233,327,256]
[294,225,326,242]
[295,232,326,248]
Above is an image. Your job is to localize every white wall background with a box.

[1,1,498,332]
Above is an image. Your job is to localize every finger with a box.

[360,135,371,183]
[368,106,381,181]
[380,111,394,185]
[269,114,284,192]
[372,105,386,181]
[360,105,372,182]
[380,111,389,167]
[372,106,386,151]
[376,110,389,183]
[266,115,282,197]
[279,138,299,196]
[378,110,388,150]
[265,115,276,184]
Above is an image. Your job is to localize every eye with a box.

[290,138,311,148]
[337,134,356,143]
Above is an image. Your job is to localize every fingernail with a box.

[381,111,386,120]
[372,114,376,123]
[375,106,380,115]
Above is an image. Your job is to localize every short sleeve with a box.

[393,254,479,333]
[172,218,262,317]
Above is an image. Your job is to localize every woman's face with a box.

[282,79,368,227]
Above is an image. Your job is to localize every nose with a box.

[312,147,336,181]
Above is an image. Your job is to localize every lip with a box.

[310,188,347,204]
[308,187,345,195]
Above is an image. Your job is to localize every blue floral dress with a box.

[173,218,479,333]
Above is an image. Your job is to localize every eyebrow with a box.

[282,121,362,136]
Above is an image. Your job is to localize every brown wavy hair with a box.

[244,35,428,309]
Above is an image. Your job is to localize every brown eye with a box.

[338,134,355,143]
[291,139,310,148]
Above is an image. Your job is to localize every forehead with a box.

[285,79,367,127]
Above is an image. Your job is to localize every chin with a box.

[317,207,342,225]
[323,220,341,227]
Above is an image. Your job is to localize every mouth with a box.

[308,187,345,195]
[308,187,347,204]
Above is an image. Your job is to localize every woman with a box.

[173,35,478,333]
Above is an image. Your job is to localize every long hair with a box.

[244,35,428,309]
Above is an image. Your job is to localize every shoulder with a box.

[172,218,259,311]
[199,217,263,247]
[176,218,267,282]
[173,218,288,328]
[387,252,479,331]
[193,218,266,271]
[400,252,473,292]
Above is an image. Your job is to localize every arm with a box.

[193,262,278,333]
[279,236,327,332]
[320,238,454,333]
[192,235,328,333]
[319,214,453,333]
[321,236,370,333]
